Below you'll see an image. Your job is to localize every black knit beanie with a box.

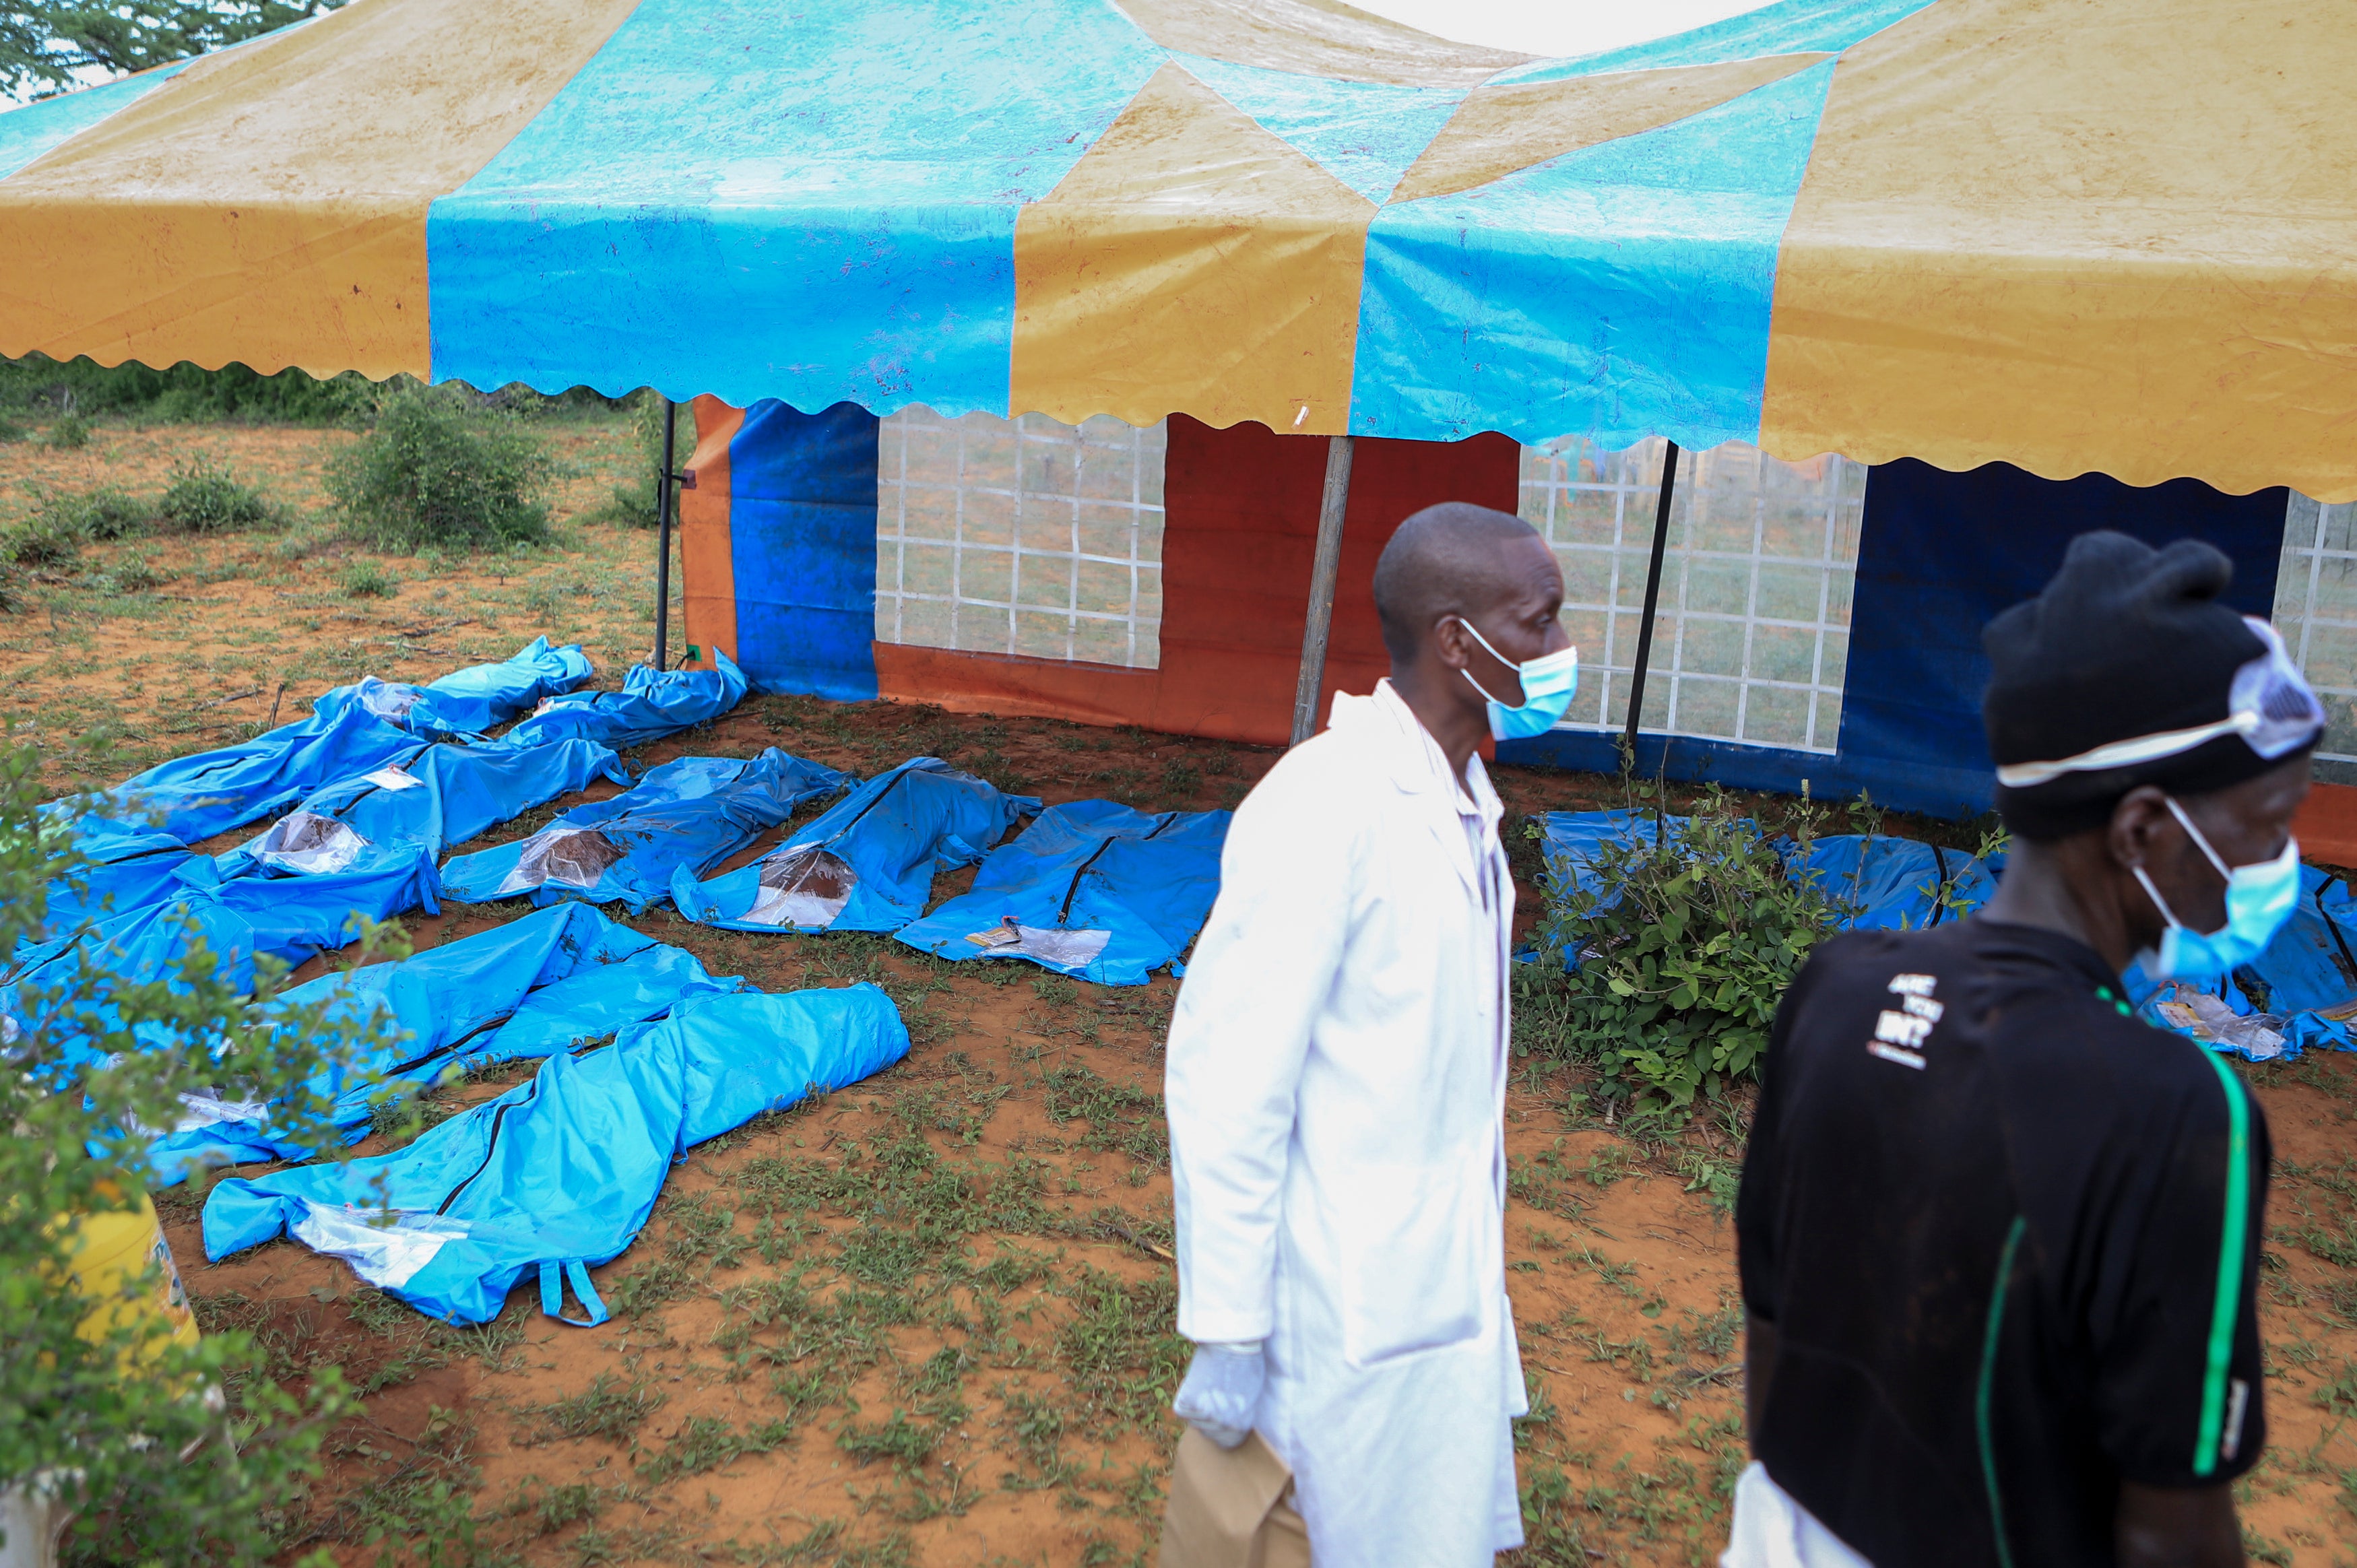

[1982,531,2291,841]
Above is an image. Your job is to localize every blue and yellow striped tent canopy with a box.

[1,0,2351,498]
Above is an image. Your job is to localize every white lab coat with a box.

[1167,680,1525,1568]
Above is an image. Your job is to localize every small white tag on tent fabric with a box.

[364,766,423,791]
[1293,405,1309,427]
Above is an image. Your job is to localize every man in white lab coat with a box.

[1163,502,1578,1567]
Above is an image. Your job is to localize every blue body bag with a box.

[895,800,1228,985]
[219,738,624,880]
[201,983,909,1326]
[672,757,1037,934]
[144,903,743,1176]
[492,649,748,752]
[441,749,846,913]
[48,639,591,843]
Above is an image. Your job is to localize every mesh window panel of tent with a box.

[2274,495,2357,771]
[876,408,1165,669]
[1520,437,1865,754]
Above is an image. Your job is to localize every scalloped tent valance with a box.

[0,0,2351,498]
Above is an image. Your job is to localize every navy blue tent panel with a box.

[1783,833,1998,930]
[894,800,1229,985]
[441,748,846,913]
[724,401,882,702]
[1832,460,2286,815]
[201,983,909,1326]
[145,903,742,1175]
[1500,462,2289,819]
[492,648,748,752]
[218,738,624,880]
[674,756,1039,934]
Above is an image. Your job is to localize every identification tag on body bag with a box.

[1159,1427,1311,1568]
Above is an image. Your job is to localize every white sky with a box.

[1349,0,1775,59]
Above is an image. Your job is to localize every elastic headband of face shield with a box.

[1993,616,2325,789]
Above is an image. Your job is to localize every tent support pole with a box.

[1291,434,1356,746]
[653,395,677,671]
[1620,439,1681,762]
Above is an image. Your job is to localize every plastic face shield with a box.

[1995,617,2326,788]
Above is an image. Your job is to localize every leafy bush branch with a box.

[2,741,416,1562]
[1516,782,1856,1113]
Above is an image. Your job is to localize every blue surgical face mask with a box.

[2131,797,2301,982]
[1450,616,1578,742]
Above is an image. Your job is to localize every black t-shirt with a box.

[1737,917,2270,1567]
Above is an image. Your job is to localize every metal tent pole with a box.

[1620,439,1681,759]
[1291,434,1357,746]
[653,395,677,671]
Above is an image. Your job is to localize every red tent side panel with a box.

[874,414,1520,745]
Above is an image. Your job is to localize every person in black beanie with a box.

[1726,531,2324,1568]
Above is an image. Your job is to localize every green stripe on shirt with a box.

[2193,1051,2252,1478]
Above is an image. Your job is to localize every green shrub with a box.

[104,552,166,594]
[586,391,685,529]
[158,459,274,533]
[0,415,24,443]
[1518,786,1856,1111]
[341,560,396,599]
[1,512,84,568]
[326,383,553,552]
[44,486,152,540]
[0,738,415,1564]
[44,411,90,449]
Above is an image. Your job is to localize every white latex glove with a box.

[1171,1340,1266,1449]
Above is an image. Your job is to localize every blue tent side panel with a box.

[1501,461,2290,819]
[440,748,847,913]
[892,799,1229,985]
[726,400,882,703]
[201,983,910,1326]
[674,756,1039,934]
[491,648,748,752]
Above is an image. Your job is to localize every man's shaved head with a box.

[1374,502,1545,663]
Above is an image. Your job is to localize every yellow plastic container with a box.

[57,1188,200,1363]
